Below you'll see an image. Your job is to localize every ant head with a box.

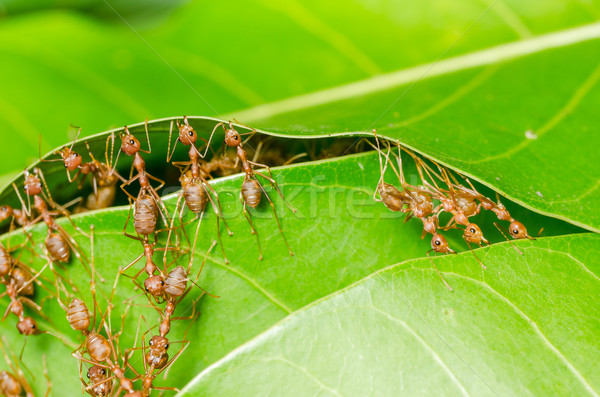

[464,223,484,243]
[120,127,141,156]
[144,275,165,296]
[509,221,530,239]
[148,335,169,350]
[431,233,453,254]
[17,317,40,335]
[24,171,42,196]
[0,205,13,222]
[58,147,82,171]
[87,366,106,380]
[224,125,241,147]
[177,117,197,146]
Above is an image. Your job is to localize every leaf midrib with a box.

[225,21,600,123]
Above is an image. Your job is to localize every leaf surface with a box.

[181,233,600,397]
[0,149,583,395]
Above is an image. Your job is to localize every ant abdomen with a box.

[134,193,158,236]
[66,298,91,332]
[0,248,12,278]
[164,266,187,297]
[183,181,208,214]
[411,191,434,218]
[378,183,406,212]
[10,266,35,296]
[45,232,70,263]
[242,179,262,208]
[85,185,117,210]
[456,196,479,217]
[0,371,23,396]
[86,332,111,362]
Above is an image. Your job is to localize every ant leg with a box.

[248,162,296,213]
[52,204,89,237]
[12,183,31,218]
[35,168,56,207]
[186,211,206,270]
[190,239,216,282]
[256,180,293,256]
[120,252,145,276]
[493,222,524,255]
[240,192,263,260]
[426,251,453,291]
[15,263,49,296]
[203,179,233,236]
[203,186,230,263]
[40,354,51,397]
[120,175,140,202]
[164,193,188,267]
[199,122,226,158]
[55,225,102,283]
[147,186,170,228]
[158,342,190,381]
[146,172,166,192]
[166,120,178,162]
[465,240,486,270]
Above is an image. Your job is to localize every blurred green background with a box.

[1,0,598,176]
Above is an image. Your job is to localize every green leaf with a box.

[0,149,583,395]
[1,0,599,174]
[181,233,600,396]
[233,28,600,232]
[1,1,599,395]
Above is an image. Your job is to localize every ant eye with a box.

[31,324,36,329]
[74,153,79,157]
[470,228,476,233]
[234,136,239,140]
[129,139,135,145]
[160,281,164,286]
[513,229,518,234]
[145,287,149,292]
[64,163,68,168]
[87,371,90,379]
[165,344,169,349]
[149,340,153,345]
[101,369,106,375]
[435,240,440,246]
[189,131,194,136]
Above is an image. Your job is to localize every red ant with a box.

[0,336,51,397]
[40,129,125,210]
[166,116,233,264]
[59,228,138,396]
[207,121,296,260]
[115,123,170,232]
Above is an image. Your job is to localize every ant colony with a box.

[0,118,536,394]
[0,117,300,396]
